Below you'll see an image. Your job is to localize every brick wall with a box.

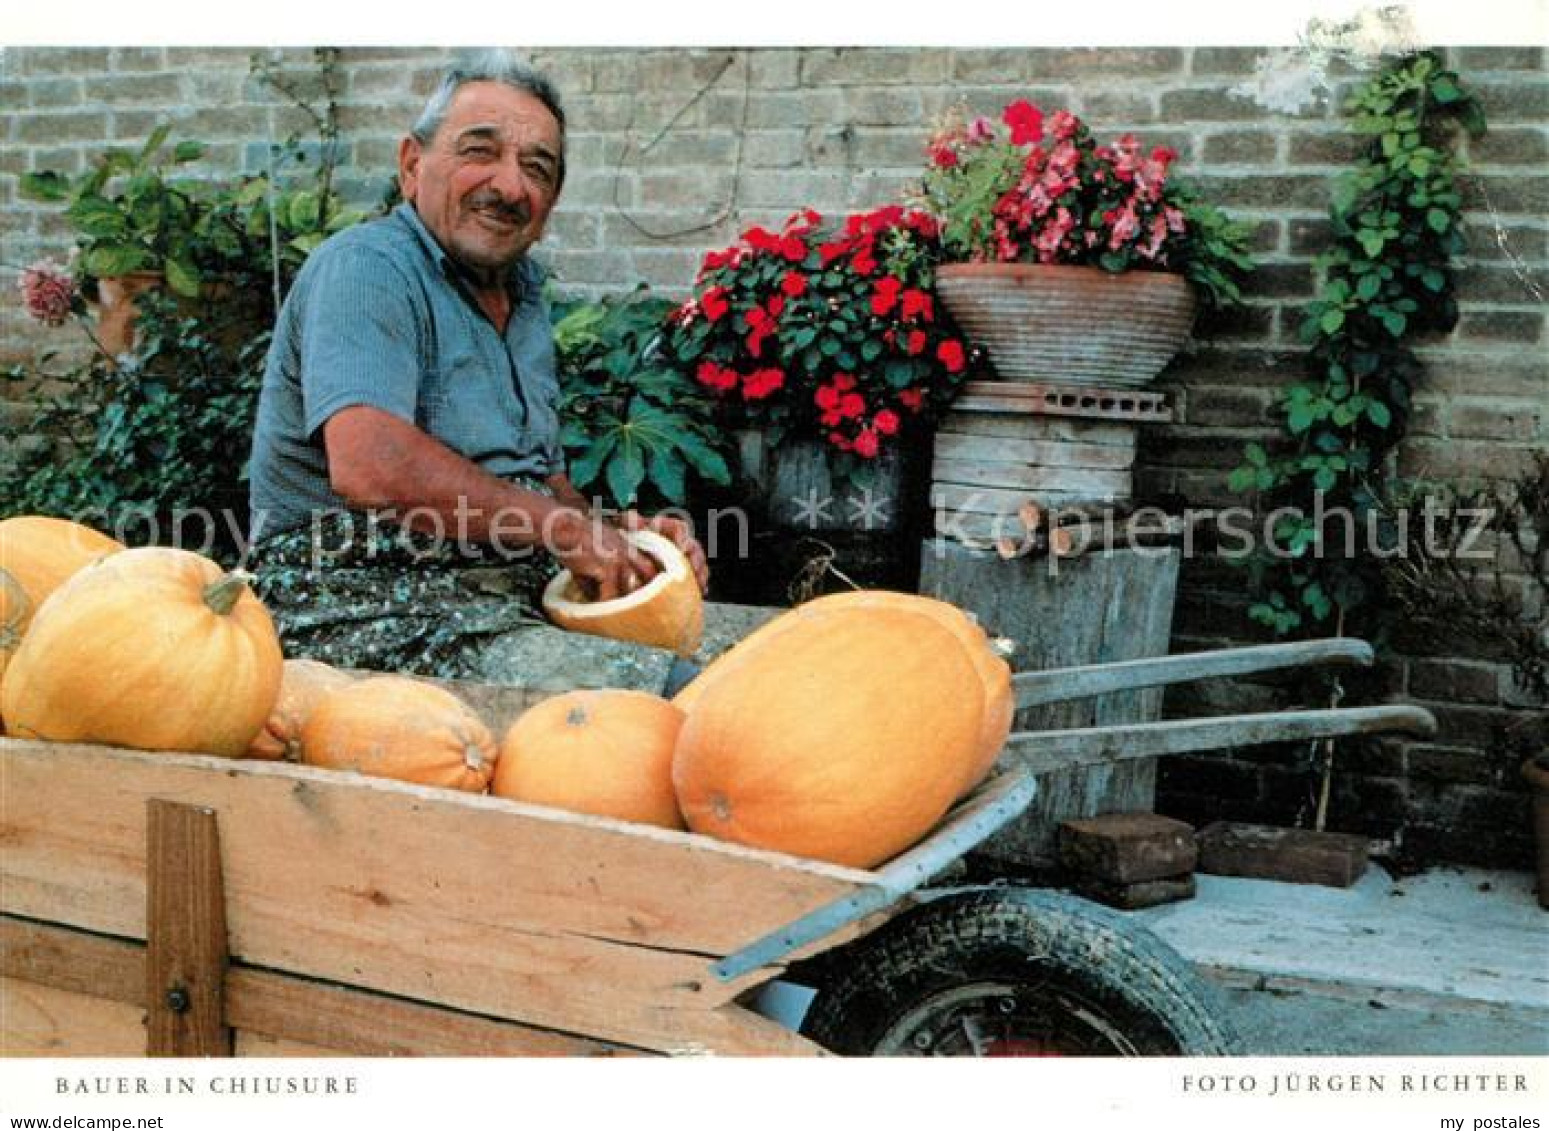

[3,46,1545,867]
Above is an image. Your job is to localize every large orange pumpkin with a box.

[798,591,1014,795]
[246,658,357,761]
[493,689,685,829]
[0,515,124,634]
[300,676,496,792]
[1,547,282,758]
[0,568,27,732]
[674,589,1013,797]
[541,529,703,656]
[671,604,985,868]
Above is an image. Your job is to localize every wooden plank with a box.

[933,477,1132,517]
[1002,705,1438,772]
[0,914,642,1057]
[145,800,231,1057]
[235,1031,349,1057]
[0,976,145,1057]
[919,540,1180,867]
[0,740,872,1053]
[932,436,1137,470]
[938,412,1139,446]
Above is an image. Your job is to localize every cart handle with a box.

[1001,703,1436,773]
[1012,637,1374,709]
[709,768,1038,984]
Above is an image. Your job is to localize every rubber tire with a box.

[799,887,1239,1056]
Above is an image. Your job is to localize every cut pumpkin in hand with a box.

[541,529,703,657]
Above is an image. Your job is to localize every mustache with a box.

[468,192,530,225]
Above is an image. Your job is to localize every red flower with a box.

[851,246,877,276]
[780,270,808,297]
[696,361,738,392]
[905,329,927,356]
[743,367,786,400]
[744,225,781,254]
[1002,99,1044,147]
[819,239,851,266]
[899,388,925,413]
[870,276,901,317]
[767,294,785,318]
[937,339,966,373]
[840,392,866,419]
[701,286,730,322]
[828,431,853,452]
[834,373,857,392]
[901,288,933,322]
[929,144,959,169]
[874,409,900,436]
[780,235,807,263]
[853,429,880,459]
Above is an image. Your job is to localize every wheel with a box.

[799,887,1239,1056]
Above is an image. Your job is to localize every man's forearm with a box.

[324,406,585,549]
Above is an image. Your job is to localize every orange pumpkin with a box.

[1,547,282,757]
[246,658,357,761]
[798,591,1014,795]
[0,515,124,635]
[300,675,496,792]
[674,589,1013,797]
[493,689,685,829]
[0,568,27,732]
[671,604,985,868]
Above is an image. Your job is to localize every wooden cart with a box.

[0,638,1434,1058]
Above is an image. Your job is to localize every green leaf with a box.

[1227,466,1256,493]
[647,446,687,505]
[1320,308,1346,335]
[674,432,731,485]
[163,257,200,298]
[1426,208,1451,233]
[567,430,618,489]
[19,170,72,202]
[81,245,151,277]
[172,140,205,163]
[1287,402,1315,435]
[605,437,646,507]
[287,190,321,232]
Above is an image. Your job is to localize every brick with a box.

[1188,173,1331,210]
[950,49,1033,84]
[1185,385,1273,427]
[1190,47,1271,76]
[842,89,925,127]
[1446,399,1543,442]
[800,48,947,87]
[1469,127,1549,167]
[1036,48,1183,78]
[109,47,168,72]
[1058,811,1197,883]
[1202,130,1277,165]
[1473,80,1549,125]
[1077,92,1158,124]
[1197,820,1370,887]
[27,78,82,109]
[1160,88,1271,123]
[14,111,109,145]
[1286,130,1365,166]
[20,47,110,73]
[84,73,186,106]
[1455,47,1545,71]
[1409,658,1504,704]
[1073,873,1197,910]
[1250,262,1316,298]
[1456,311,1545,344]
[747,49,801,90]
[1404,743,1505,787]
[1455,263,1549,305]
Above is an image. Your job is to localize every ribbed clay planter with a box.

[935,263,1197,387]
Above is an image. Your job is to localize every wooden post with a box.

[145,799,232,1057]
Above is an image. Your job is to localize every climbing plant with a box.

[1230,51,1487,636]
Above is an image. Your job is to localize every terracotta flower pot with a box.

[1522,754,1549,911]
[934,263,1196,388]
[93,270,164,359]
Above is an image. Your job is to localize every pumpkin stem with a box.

[203,570,256,616]
[0,567,30,645]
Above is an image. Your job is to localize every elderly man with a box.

[248,51,707,676]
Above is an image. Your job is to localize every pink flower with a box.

[967,116,996,143]
[1002,100,1044,146]
[19,259,76,327]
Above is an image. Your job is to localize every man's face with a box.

[398,81,563,281]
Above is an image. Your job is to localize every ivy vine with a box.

[1231,51,1487,636]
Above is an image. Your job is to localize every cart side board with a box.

[0,737,884,1055]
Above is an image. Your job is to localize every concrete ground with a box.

[1126,864,1549,1055]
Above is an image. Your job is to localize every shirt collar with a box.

[392,202,541,303]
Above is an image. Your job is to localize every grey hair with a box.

[411,49,567,185]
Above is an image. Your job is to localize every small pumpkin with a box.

[0,515,124,635]
[246,658,357,761]
[0,568,28,733]
[671,604,985,868]
[493,689,685,829]
[300,675,496,792]
[541,529,703,656]
[1,547,283,757]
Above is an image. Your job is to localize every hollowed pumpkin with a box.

[541,529,703,656]
[671,604,985,868]
[493,689,685,829]
[300,675,496,792]
[246,658,357,761]
[1,547,282,758]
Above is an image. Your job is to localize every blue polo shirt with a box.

[248,203,565,538]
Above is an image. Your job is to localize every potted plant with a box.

[1380,456,1549,906]
[913,99,1255,388]
[659,206,978,596]
[19,125,214,357]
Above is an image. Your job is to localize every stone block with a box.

[1073,873,1196,910]
[1058,811,1198,884]
[1197,821,1370,887]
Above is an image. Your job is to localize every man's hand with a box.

[550,510,663,601]
[621,510,710,594]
